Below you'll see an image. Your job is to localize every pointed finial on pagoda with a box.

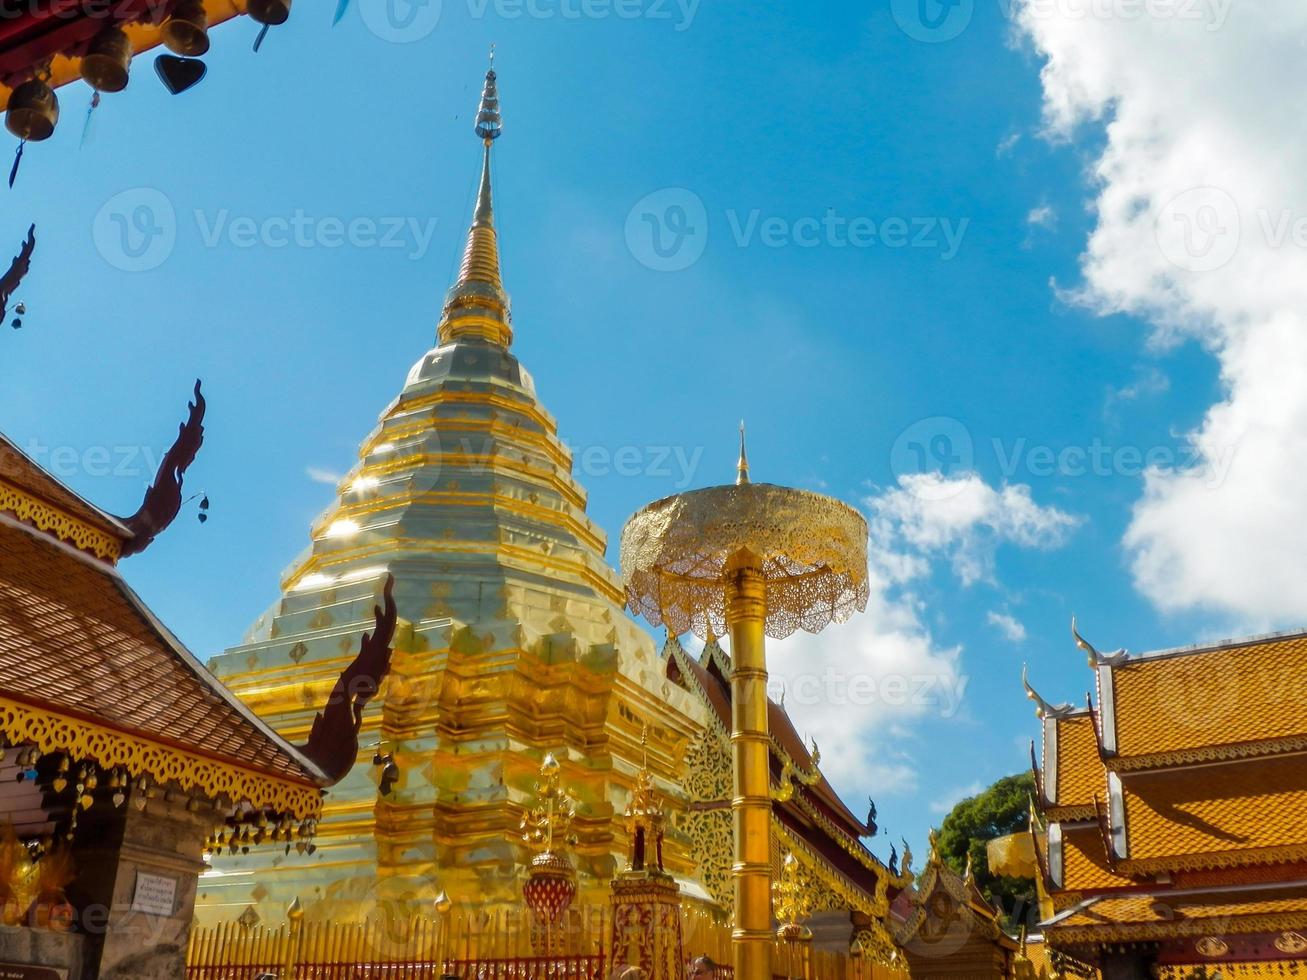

[438,57,511,348]
[475,46,502,145]
[736,420,750,485]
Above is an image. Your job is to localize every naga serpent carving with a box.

[300,574,398,784]
[118,379,206,558]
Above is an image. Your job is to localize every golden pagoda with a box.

[197,64,713,923]
[1023,621,1307,980]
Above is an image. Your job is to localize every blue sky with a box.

[1,0,1285,868]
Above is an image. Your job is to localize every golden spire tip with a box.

[736,420,750,485]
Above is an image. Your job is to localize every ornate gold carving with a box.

[1275,931,1307,954]
[0,694,322,820]
[1119,841,1307,875]
[620,482,869,640]
[1109,735,1307,772]
[0,482,120,560]
[1050,909,1307,945]
[1195,937,1229,958]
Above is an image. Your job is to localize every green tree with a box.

[934,772,1036,930]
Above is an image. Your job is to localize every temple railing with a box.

[186,905,906,980]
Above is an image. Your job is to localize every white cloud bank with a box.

[1013,0,1307,623]
[765,472,1076,798]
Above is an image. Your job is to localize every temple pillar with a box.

[66,790,211,980]
[726,557,772,980]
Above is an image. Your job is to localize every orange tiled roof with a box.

[1120,756,1307,873]
[1108,633,1307,767]
[1048,713,1103,817]
[1049,891,1307,942]
[0,519,322,788]
[1060,824,1135,894]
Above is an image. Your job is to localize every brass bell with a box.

[4,78,59,142]
[80,25,132,93]
[161,0,210,57]
[247,0,291,26]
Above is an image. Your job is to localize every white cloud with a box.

[760,472,1074,801]
[987,610,1028,643]
[306,467,343,486]
[868,473,1081,585]
[1027,204,1058,230]
[1015,1,1307,622]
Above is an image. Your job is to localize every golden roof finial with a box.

[437,57,511,349]
[736,420,750,485]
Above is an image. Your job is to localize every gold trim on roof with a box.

[0,694,322,820]
[1118,842,1307,876]
[0,481,121,561]
[1108,736,1307,772]
[1049,907,1307,945]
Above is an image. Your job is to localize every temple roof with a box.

[0,0,247,111]
[1046,889,1307,943]
[1040,711,1102,821]
[1057,824,1133,894]
[1117,754,1307,873]
[0,433,130,561]
[0,514,325,818]
[1100,630,1307,769]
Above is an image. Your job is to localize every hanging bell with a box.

[80,26,132,93]
[247,0,291,26]
[161,0,210,57]
[5,79,59,142]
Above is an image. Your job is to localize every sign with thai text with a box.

[130,870,178,917]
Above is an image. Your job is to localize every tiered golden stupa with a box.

[197,65,712,922]
[1023,621,1307,980]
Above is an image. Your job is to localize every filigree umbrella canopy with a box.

[619,482,869,640]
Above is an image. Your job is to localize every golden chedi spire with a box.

[737,420,750,485]
[437,54,512,349]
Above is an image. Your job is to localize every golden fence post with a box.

[282,896,304,980]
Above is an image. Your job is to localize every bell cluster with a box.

[4,0,295,143]
[205,814,319,859]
